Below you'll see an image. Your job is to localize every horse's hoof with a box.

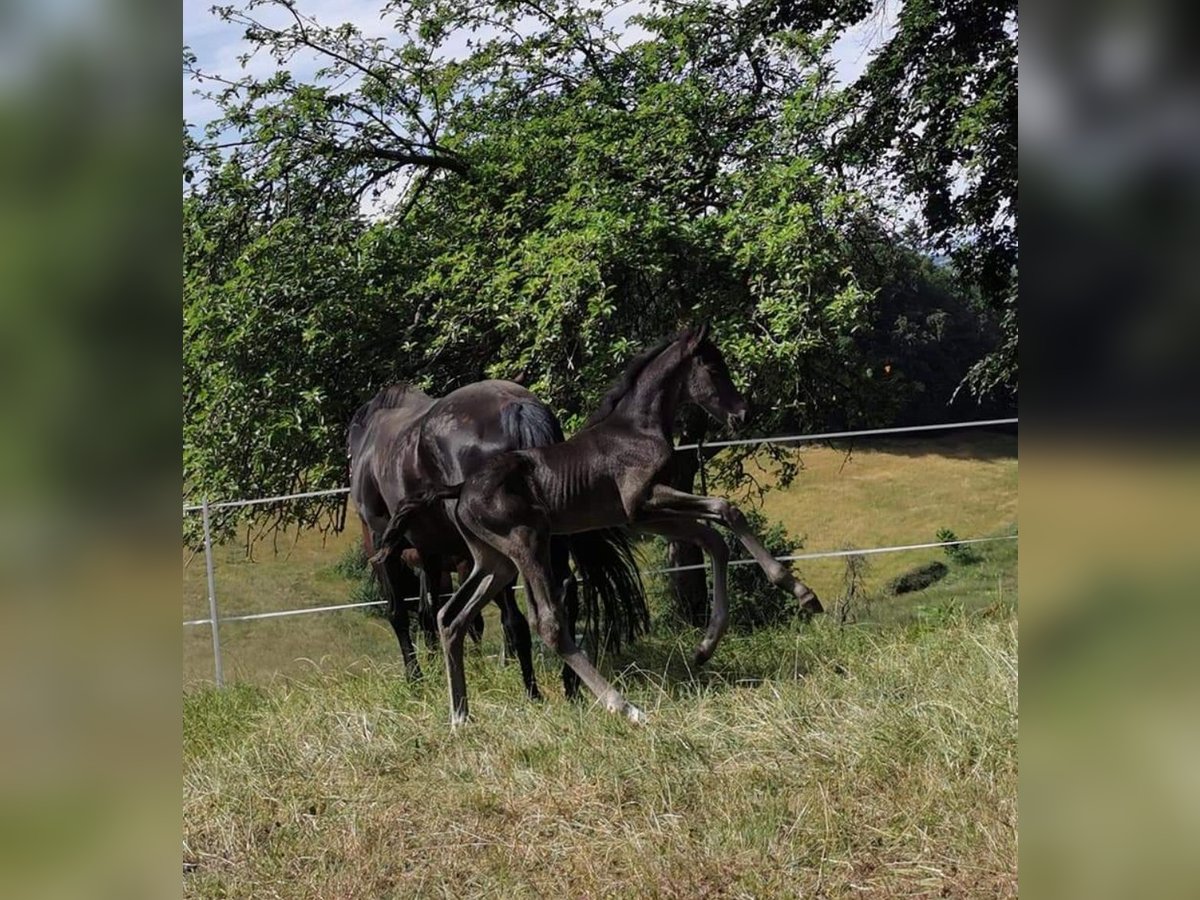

[796,585,823,614]
[625,704,648,726]
[691,646,714,667]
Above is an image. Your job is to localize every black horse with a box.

[348,379,646,699]
[376,326,822,725]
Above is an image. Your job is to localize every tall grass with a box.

[184,435,1017,897]
[184,602,1016,898]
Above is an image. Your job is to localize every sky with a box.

[183,0,897,216]
[183,0,895,133]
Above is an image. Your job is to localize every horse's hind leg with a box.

[497,585,540,701]
[551,535,582,700]
[636,516,730,665]
[509,529,644,725]
[436,550,517,726]
[464,570,486,646]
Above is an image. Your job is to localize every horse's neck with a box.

[610,349,684,443]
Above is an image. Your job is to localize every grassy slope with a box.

[739,431,1017,603]
[183,434,1017,898]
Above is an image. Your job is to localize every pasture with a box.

[183,433,1017,897]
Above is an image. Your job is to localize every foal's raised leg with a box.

[635,516,731,665]
[641,485,822,615]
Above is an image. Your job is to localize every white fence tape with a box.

[183,534,1016,627]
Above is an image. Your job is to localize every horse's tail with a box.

[568,527,650,655]
[371,484,462,564]
[500,398,565,449]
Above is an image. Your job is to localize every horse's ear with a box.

[683,322,710,354]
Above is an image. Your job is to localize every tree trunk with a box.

[666,412,709,627]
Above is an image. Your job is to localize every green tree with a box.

[183,0,1010,619]
[838,0,1017,398]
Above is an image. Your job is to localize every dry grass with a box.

[183,433,1017,897]
[736,431,1017,602]
[184,598,1017,898]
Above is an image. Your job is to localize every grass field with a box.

[183,432,1017,898]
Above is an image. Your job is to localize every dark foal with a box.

[376,325,822,726]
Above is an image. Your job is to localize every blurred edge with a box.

[1,0,1199,897]
[1023,1,1200,898]
[0,1,181,899]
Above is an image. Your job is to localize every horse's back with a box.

[425,380,562,474]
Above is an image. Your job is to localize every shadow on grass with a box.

[597,619,855,701]
[835,429,1017,463]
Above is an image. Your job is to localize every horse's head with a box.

[677,324,749,428]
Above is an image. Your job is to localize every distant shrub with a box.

[937,528,980,564]
[334,543,370,579]
[333,543,386,616]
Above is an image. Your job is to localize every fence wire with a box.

[183,535,1017,627]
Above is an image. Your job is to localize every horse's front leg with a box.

[496,585,541,700]
[512,541,645,725]
[371,552,422,680]
[640,485,822,616]
[417,554,442,650]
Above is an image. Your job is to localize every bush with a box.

[333,544,386,616]
[937,528,981,564]
[887,561,949,595]
[334,543,370,579]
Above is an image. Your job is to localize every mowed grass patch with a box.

[734,430,1016,603]
[183,517,400,686]
[184,600,1017,898]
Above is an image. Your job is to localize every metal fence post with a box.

[201,497,225,688]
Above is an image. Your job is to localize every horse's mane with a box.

[581,331,685,429]
[353,383,419,427]
[347,383,422,457]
